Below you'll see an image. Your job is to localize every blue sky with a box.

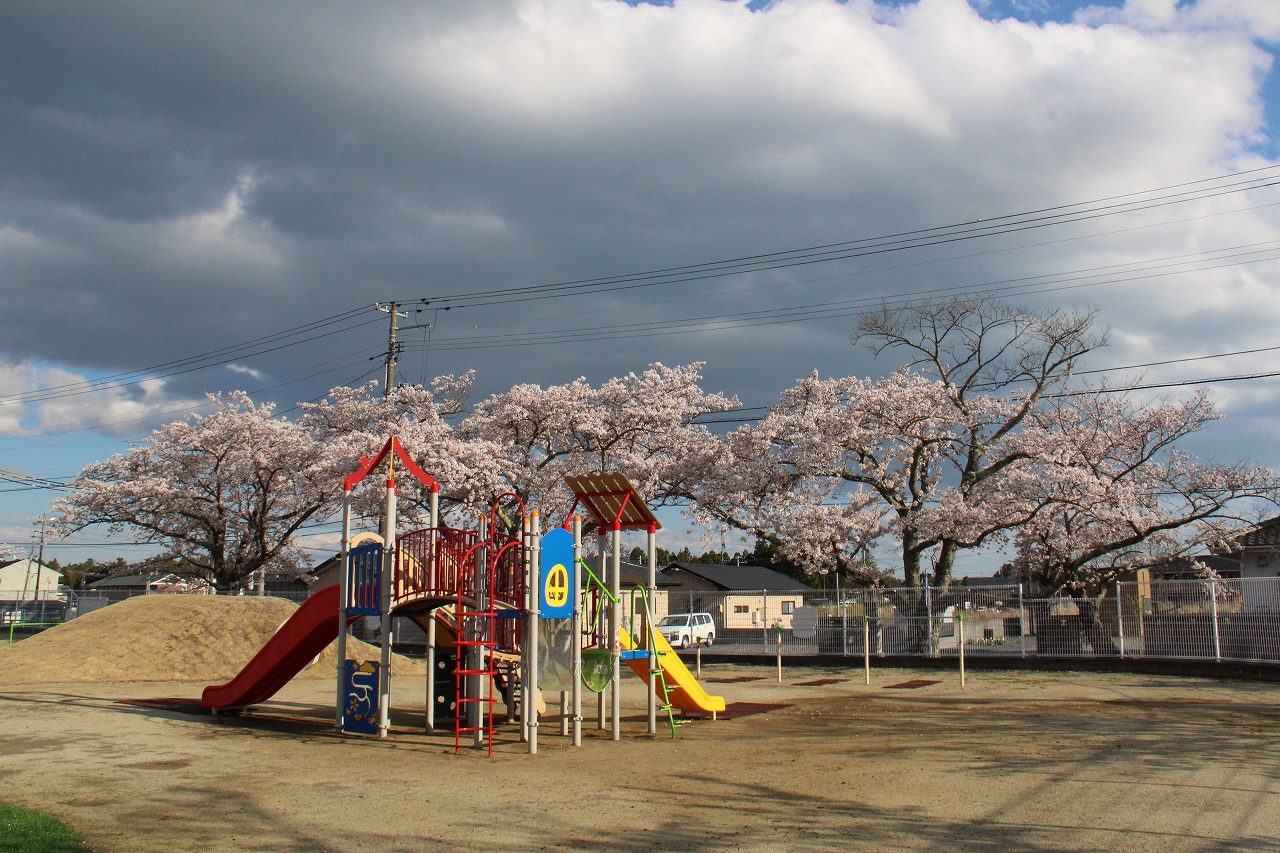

[3,0,1279,574]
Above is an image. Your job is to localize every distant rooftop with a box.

[661,562,812,592]
[1230,516,1280,550]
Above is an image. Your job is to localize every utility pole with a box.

[375,302,409,398]
[36,519,46,616]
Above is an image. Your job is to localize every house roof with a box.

[1230,516,1280,550]
[86,574,151,588]
[661,563,812,592]
[1147,554,1242,577]
[616,561,682,588]
[959,575,1019,588]
[0,559,61,578]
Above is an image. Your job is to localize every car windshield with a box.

[658,615,690,627]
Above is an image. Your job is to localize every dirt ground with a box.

[3,662,1280,852]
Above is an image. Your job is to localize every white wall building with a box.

[0,559,62,601]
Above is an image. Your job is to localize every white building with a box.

[1225,517,1280,613]
[0,559,62,601]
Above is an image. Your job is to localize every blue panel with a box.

[539,527,576,619]
[347,542,382,616]
[342,659,379,735]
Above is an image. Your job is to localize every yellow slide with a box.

[619,627,726,715]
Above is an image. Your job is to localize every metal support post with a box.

[924,583,935,657]
[378,462,397,739]
[426,487,439,733]
[598,532,607,730]
[1211,578,1222,662]
[336,492,352,733]
[610,524,622,741]
[473,517,488,749]
[839,576,848,657]
[520,514,531,744]
[1018,583,1027,658]
[571,516,583,746]
[863,616,870,685]
[1116,581,1126,658]
[646,522,657,736]
[425,606,436,733]
[762,592,769,653]
[529,512,540,755]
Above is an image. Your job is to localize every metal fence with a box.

[1,591,69,625]
[649,578,1280,664]
[8,577,1280,665]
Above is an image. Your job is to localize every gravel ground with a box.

[3,661,1279,852]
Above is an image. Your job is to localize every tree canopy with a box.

[53,307,1276,593]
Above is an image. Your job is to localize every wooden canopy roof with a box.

[564,472,660,532]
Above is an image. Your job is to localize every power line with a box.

[406,243,1280,353]
[694,350,1280,424]
[0,345,381,441]
[416,167,1280,310]
[0,312,381,408]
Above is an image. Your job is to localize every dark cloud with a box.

[0,0,1276,459]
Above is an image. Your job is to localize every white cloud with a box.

[28,368,208,439]
[226,364,267,381]
[0,363,35,432]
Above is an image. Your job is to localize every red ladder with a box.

[453,537,498,756]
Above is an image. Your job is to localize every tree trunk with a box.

[932,540,958,587]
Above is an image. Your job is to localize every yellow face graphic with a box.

[544,563,569,608]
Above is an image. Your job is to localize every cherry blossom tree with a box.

[851,297,1105,586]
[297,375,502,527]
[459,362,737,529]
[55,392,341,592]
[683,370,941,584]
[1009,389,1277,594]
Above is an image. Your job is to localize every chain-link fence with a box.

[647,578,1280,664]
[10,576,1280,664]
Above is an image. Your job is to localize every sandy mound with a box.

[0,594,424,685]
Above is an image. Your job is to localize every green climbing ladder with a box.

[629,586,683,738]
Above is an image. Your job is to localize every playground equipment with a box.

[201,438,725,755]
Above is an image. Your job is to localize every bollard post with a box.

[775,620,783,683]
[863,615,871,686]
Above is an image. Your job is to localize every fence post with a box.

[1116,581,1125,658]
[758,590,765,653]
[1211,578,1222,662]
[924,583,935,657]
[840,586,848,656]
[863,615,871,684]
[1018,583,1027,658]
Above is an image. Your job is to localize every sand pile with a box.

[0,594,424,685]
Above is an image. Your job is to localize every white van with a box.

[657,612,715,648]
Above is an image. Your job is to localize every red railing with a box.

[395,525,526,651]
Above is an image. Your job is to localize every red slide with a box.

[201,584,357,712]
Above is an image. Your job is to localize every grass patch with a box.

[0,804,89,852]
